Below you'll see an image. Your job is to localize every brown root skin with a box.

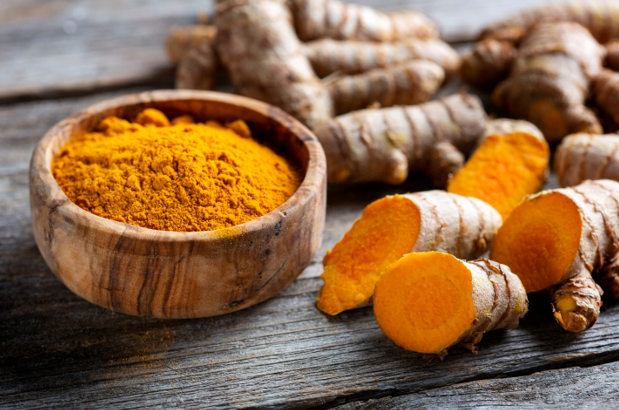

[317,192,502,316]
[289,0,438,42]
[373,253,527,356]
[460,39,517,90]
[167,25,219,90]
[215,0,333,130]
[594,69,619,124]
[606,40,619,71]
[166,25,217,64]
[492,179,619,332]
[481,1,619,44]
[552,269,603,333]
[599,256,619,300]
[555,133,619,187]
[327,60,445,116]
[304,38,461,78]
[428,142,464,187]
[314,93,487,186]
[492,21,604,143]
[448,130,549,220]
[176,42,218,91]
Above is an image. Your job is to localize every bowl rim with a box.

[30,89,326,242]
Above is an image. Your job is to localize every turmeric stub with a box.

[492,180,619,332]
[317,191,502,315]
[374,252,528,357]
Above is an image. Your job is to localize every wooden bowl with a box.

[29,90,326,318]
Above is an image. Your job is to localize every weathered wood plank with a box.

[0,0,572,101]
[2,90,619,410]
[335,361,619,409]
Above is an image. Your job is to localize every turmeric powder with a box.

[52,108,301,232]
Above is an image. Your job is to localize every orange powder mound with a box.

[52,109,302,232]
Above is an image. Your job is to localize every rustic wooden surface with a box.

[2,0,619,409]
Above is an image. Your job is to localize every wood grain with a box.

[334,361,619,409]
[29,90,326,318]
[0,0,573,102]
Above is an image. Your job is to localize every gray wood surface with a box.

[335,361,619,409]
[3,0,619,409]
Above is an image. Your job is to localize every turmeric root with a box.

[555,133,619,187]
[374,252,528,356]
[166,25,217,64]
[314,93,488,186]
[289,0,438,42]
[491,179,619,332]
[215,0,333,129]
[448,130,549,220]
[167,25,219,90]
[327,60,445,115]
[493,21,604,143]
[460,39,516,90]
[593,69,619,125]
[605,40,619,72]
[317,191,502,315]
[304,38,460,78]
[481,1,619,44]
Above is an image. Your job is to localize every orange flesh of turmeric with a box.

[374,252,475,354]
[317,196,420,315]
[491,192,582,292]
[448,132,549,220]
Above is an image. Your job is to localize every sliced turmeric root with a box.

[374,252,528,356]
[491,192,582,293]
[317,191,502,315]
[491,180,619,332]
[448,131,549,220]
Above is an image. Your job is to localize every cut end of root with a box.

[373,252,475,354]
[491,191,582,293]
[447,132,549,219]
[317,195,420,315]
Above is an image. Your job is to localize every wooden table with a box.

[3,1,619,408]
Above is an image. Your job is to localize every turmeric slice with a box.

[492,180,619,332]
[374,252,528,357]
[448,131,549,220]
[317,191,502,315]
